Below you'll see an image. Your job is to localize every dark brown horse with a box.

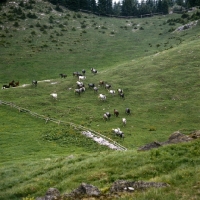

[114,109,119,117]
[9,80,15,87]
[13,81,19,87]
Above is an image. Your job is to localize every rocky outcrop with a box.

[138,130,200,151]
[36,188,60,200]
[37,180,169,200]
[64,183,101,199]
[175,20,198,32]
[110,180,169,193]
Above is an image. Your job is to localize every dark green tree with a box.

[66,0,80,10]
[162,0,169,14]
[98,0,107,14]
[157,0,162,12]
[79,0,88,9]
[113,2,121,15]
[106,0,113,14]
[89,0,97,12]
[121,0,133,16]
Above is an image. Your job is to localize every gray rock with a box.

[64,183,101,199]
[110,180,169,193]
[36,188,60,200]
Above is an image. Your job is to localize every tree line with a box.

[0,0,199,16]
[47,0,200,16]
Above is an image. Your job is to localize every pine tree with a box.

[90,0,97,12]
[162,0,169,14]
[113,2,121,16]
[98,0,107,14]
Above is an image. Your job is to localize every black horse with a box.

[2,84,10,89]
[32,80,37,87]
[59,73,67,78]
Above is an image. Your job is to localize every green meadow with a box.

[0,0,200,199]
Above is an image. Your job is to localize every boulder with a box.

[110,180,169,193]
[36,188,60,200]
[64,183,101,199]
[138,130,199,151]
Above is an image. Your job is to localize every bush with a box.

[19,1,24,7]
[77,13,82,18]
[181,13,189,19]
[149,126,156,131]
[31,31,36,35]
[55,4,63,12]
[168,27,175,32]
[19,13,26,19]
[81,24,86,29]
[27,12,37,19]
[13,22,19,27]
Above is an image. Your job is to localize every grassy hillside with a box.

[0,0,200,199]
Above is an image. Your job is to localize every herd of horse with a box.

[2,80,19,89]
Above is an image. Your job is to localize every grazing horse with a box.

[122,118,127,126]
[103,112,111,121]
[2,84,10,89]
[114,109,119,117]
[93,86,98,93]
[91,68,98,75]
[32,80,37,87]
[78,76,86,81]
[59,73,67,78]
[73,71,82,77]
[117,88,123,94]
[13,81,19,87]
[50,93,57,100]
[88,83,95,88]
[82,69,86,75]
[9,80,15,87]
[99,80,105,87]
[98,94,106,101]
[125,108,131,115]
[119,92,125,99]
[105,84,111,89]
[74,88,81,96]
[112,128,124,139]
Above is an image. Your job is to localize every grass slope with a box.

[0,0,200,199]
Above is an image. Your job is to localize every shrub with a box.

[25,4,33,9]
[149,126,156,131]
[36,22,41,27]
[101,26,107,29]
[81,24,87,29]
[77,13,81,18]
[27,12,37,19]
[31,31,36,35]
[19,1,24,7]
[49,16,54,23]
[181,13,189,19]
[19,13,26,19]
[13,21,19,27]
[168,27,175,32]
